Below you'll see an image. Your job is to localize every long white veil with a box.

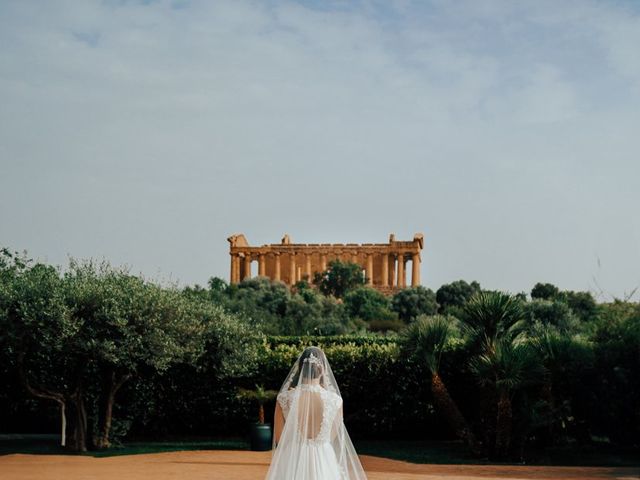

[265,346,368,480]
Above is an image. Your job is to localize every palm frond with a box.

[237,384,278,404]
[462,292,524,348]
[401,315,457,374]
[469,337,545,393]
[528,323,594,372]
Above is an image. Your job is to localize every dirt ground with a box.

[1,450,638,480]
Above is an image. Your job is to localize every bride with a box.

[265,346,368,480]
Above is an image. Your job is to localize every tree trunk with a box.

[60,402,67,447]
[540,382,555,445]
[258,404,265,424]
[95,370,131,449]
[16,351,68,448]
[495,389,512,459]
[68,389,88,452]
[431,372,482,456]
[95,390,115,449]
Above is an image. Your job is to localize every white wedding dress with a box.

[267,384,344,479]
[265,347,367,480]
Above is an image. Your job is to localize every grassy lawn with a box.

[356,439,640,467]
[1,434,638,467]
[0,434,249,457]
[356,439,477,464]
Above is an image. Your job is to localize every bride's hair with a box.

[296,346,325,381]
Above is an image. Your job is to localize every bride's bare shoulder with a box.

[277,388,294,400]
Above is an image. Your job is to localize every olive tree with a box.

[0,248,79,448]
[62,259,210,449]
[1,252,253,452]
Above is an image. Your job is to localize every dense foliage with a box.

[436,280,481,315]
[185,270,441,334]
[391,286,438,321]
[0,248,258,451]
[313,260,365,298]
[1,246,638,461]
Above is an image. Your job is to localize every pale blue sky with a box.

[1,0,639,299]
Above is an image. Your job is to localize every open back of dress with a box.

[298,389,323,440]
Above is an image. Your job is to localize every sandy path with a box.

[0,450,638,480]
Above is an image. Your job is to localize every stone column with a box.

[397,254,405,288]
[320,253,327,272]
[366,254,373,285]
[230,253,236,283]
[258,254,266,277]
[289,253,296,285]
[402,256,408,287]
[381,253,389,287]
[389,254,397,287]
[351,252,358,264]
[305,254,312,280]
[274,253,281,281]
[411,252,421,286]
[243,254,252,280]
[236,256,242,282]
[238,254,245,282]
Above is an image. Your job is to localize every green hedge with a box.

[113,335,439,439]
[263,334,399,346]
[254,336,433,436]
[3,329,638,446]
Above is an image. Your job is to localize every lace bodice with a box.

[277,384,343,444]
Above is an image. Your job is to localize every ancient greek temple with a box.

[227,233,424,294]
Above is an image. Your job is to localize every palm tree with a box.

[462,292,545,458]
[238,384,278,424]
[462,291,525,350]
[402,315,481,455]
[469,335,544,458]
[529,324,593,443]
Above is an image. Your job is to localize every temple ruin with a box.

[227,233,424,295]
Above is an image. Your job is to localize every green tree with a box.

[226,277,291,331]
[531,282,560,300]
[63,259,209,449]
[522,299,580,335]
[401,315,481,455]
[436,280,481,314]
[208,276,229,294]
[529,324,594,445]
[237,384,278,424]
[286,287,352,335]
[1,252,248,452]
[468,335,544,458]
[462,292,544,459]
[391,286,438,322]
[225,276,351,335]
[0,249,79,449]
[590,301,640,444]
[561,290,598,322]
[461,291,524,349]
[343,287,395,322]
[313,260,364,298]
